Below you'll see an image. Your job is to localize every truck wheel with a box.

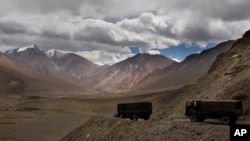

[231,117,237,124]
[198,117,205,122]
[143,115,150,120]
[132,114,138,121]
[190,114,198,122]
[221,116,231,125]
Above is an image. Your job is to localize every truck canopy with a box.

[186,100,242,113]
[117,102,152,114]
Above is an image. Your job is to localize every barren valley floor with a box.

[0,90,249,141]
[0,93,159,141]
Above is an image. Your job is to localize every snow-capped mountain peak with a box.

[4,45,69,59]
[17,44,38,52]
[5,44,41,55]
[46,49,67,59]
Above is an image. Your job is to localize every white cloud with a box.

[148,49,161,55]
[74,49,134,65]
[0,11,181,53]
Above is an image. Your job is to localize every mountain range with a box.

[0,39,236,95]
[136,40,235,91]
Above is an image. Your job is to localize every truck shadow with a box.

[202,117,250,125]
[203,119,225,125]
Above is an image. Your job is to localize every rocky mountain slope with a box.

[61,116,230,141]
[135,40,235,91]
[0,51,80,95]
[91,53,175,92]
[49,51,100,81]
[60,30,250,141]
[182,29,250,109]
[0,52,26,95]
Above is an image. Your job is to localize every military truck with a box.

[117,102,152,121]
[185,100,243,125]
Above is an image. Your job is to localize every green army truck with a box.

[185,100,243,125]
[117,102,152,121]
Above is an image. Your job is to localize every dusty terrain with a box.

[0,93,160,141]
[59,88,249,141]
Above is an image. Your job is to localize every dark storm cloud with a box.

[0,21,27,34]
[2,0,250,20]
[158,0,250,22]
[194,0,250,21]
[178,18,231,43]
[0,0,158,18]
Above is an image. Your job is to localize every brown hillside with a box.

[91,54,175,92]
[136,40,235,91]
[0,51,80,95]
[161,30,250,119]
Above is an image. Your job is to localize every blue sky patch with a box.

[129,42,217,62]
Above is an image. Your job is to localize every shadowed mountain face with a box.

[135,40,235,91]
[0,66,26,95]
[184,30,250,102]
[0,51,80,95]
[49,52,100,80]
[0,52,26,95]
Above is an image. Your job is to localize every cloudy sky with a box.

[0,0,250,64]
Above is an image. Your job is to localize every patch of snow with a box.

[5,44,40,54]
[46,49,67,59]
[17,44,38,53]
